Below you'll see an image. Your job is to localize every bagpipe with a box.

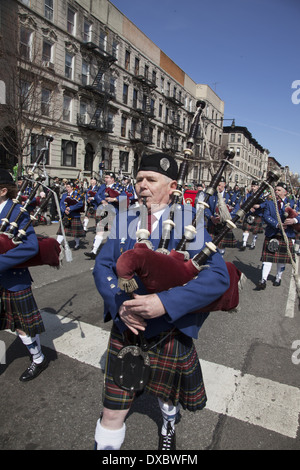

[0,136,63,268]
[284,205,300,232]
[115,99,281,314]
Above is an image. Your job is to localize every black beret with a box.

[251,180,259,186]
[0,169,14,185]
[276,181,288,191]
[219,176,226,183]
[105,171,115,179]
[138,153,178,180]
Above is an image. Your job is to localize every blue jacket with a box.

[263,199,300,238]
[0,200,38,291]
[93,204,230,339]
[60,191,83,219]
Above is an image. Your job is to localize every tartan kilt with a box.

[260,236,295,264]
[242,216,263,235]
[208,224,237,248]
[57,217,86,238]
[102,325,207,412]
[0,286,45,336]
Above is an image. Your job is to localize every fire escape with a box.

[162,88,184,154]
[78,39,117,132]
[129,71,157,147]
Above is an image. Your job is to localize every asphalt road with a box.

[0,219,300,452]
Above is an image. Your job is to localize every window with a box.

[62,140,77,167]
[82,60,89,85]
[110,77,116,96]
[157,129,161,148]
[20,26,32,60]
[79,101,87,124]
[121,116,127,137]
[134,57,139,76]
[132,89,138,109]
[112,40,118,60]
[99,31,107,52]
[123,83,128,104]
[83,19,92,43]
[230,133,235,142]
[42,40,52,63]
[41,88,51,116]
[65,52,73,79]
[20,80,30,111]
[67,7,76,35]
[152,70,156,85]
[119,151,129,172]
[63,95,72,121]
[45,0,53,21]
[125,50,130,71]
[31,134,50,165]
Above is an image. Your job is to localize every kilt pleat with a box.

[57,217,86,237]
[260,236,295,264]
[208,225,237,248]
[102,326,207,412]
[0,286,45,336]
[242,216,263,234]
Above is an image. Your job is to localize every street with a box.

[0,220,300,451]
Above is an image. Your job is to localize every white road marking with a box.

[285,256,299,318]
[9,310,296,439]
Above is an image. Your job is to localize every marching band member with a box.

[92,153,230,450]
[56,181,85,250]
[0,169,48,381]
[84,172,123,260]
[240,180,264,251]
[83,177,100,232]
[257,181,300,289]
[204,177,237,256]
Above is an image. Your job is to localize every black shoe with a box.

[73,245,80,251]
[240,246,246,251]
[250,243,256,250]
[84,252,96,259]
[273,279,281,287]
[158,422,176,451]
[257,280,266,290]
[19,358,48,382]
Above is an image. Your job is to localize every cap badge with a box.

[160,158,170,172]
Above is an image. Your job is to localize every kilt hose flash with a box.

[102,325,207,412]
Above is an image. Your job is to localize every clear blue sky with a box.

[110,0,300,176]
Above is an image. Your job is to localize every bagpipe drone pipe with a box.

[116,169,280,313]
[0,137,62,268]
[115,99,249,313]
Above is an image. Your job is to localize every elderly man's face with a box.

[275,186,287,200]
[135,171,176,212]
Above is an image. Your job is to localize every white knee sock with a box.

[83,217,89,230]
[262,262,272,281]
[242,232,249,245]
[158,398,178,435]
[94,419,126,450]
[18,334,44,364]
[276,263,285,281]
[92,234,103,254]
[74,237,80,248]
[251,235,258,245]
